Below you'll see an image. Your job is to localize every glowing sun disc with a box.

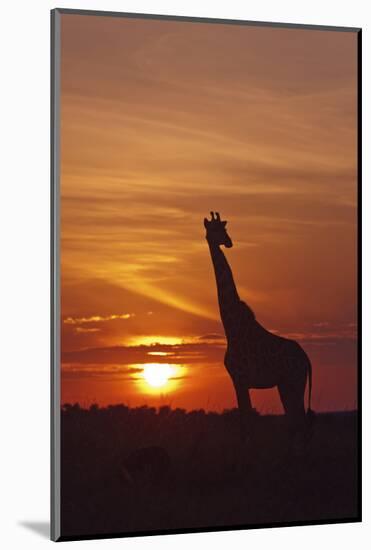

[142,363,174,388]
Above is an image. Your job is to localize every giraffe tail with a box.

[306,355,315,421]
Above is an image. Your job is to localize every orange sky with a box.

[60,13,358,413]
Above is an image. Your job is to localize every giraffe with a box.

[204,211,314,442]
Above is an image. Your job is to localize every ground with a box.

[60,404,359,539]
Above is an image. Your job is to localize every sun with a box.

[142,363,175,388]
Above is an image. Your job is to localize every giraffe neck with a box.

[207,241,241,333]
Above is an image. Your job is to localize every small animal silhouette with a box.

[120,446,171,486]
[204,212,313,442]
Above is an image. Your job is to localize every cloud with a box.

[62,341,225,366]
[75,327,101,333]
[64,313,133,325]
[198,333,225,341]
[62,364,143,379]
[61,328,356,367]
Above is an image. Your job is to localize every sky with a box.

[60,13,358,413]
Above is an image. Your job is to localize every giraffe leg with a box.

[233,382,253,441]
[278,377,307,453]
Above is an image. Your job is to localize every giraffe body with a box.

[204,212,313,439]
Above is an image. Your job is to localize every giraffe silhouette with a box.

[204,211,314,442]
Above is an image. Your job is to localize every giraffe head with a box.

[204,212,233,248]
